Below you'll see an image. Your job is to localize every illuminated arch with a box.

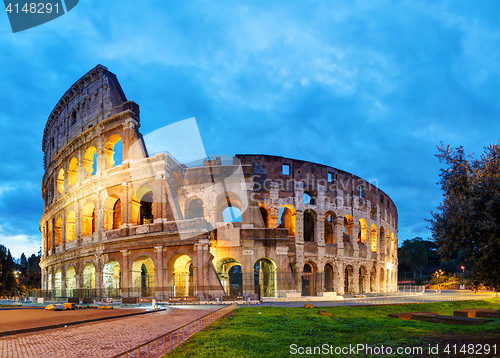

[105,134,123,169]
[358,218,367,244]
[83,146,97,177]
[167,254,193,297]
[132,256,155,297]
[66,210,76,242]
[258,203,270,228]
[324,211,336,244]
[66,266,76,297]
[57,168,64,194]
[103,195,121,230]
[54,268,62,296]
[68,157,78,187]
[343,215,353,242]
[82,262,96,290]
[55,217,62,246]
[132,187,154,225]
[370,224,377,252]
[254,258,277,298]
[81,202,95,236]
[216,257,242,296]
[103,260,121,297]
[278,204,296,236]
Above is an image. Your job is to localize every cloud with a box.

[1,0,500,253]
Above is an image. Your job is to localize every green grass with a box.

[165,299,500,357]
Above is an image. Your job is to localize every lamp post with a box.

[461,266,465,288]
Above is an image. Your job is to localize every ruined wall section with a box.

[42,64,130,170]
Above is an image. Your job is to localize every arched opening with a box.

[370,267,377,292]
[105,134,123,169]
[386,230,391,253]
[66,266,76,297]
[324,212,336,244]
[359,266,366,294]
[83,146,97,177]
[254,258,277,298]
[222,207,242,222]
[103,260,121,298]
[216,257,242,296]
[132,187,154,225]
[186,198,204,219]
[303,209,316,242]
[358,218,367,245]
[48,272,52,291]
[54,268,62,297]
[259,206,269,228]
[345,265,353,294]
[66,211,76,242]
[132,256,155,297]
[391,233,395,253]
[303,189,316,205]
[68,158,78,187]
[47,221,52,250]
[81,202,95,236]
[278,205,296,236]
[370,224,377,252]
[217,192,242,223]
[55,217,62,246]
[82,262,96,293]
[103,195,121,231]
[324,264,334,292]
[343,215,353,243]
[168,255,192,297]
[379,269,385,292]
[57,169,64,194]
[379,226,386,252]
[302,262,315,296]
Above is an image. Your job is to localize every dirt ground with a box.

[0,307,147,333]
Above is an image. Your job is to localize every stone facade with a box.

[39,65,398,300]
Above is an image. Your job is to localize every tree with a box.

[398,238,428,277]
[20,253,27,276]
[429,142,500,292]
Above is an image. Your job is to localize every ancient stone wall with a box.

[39,66,398,301]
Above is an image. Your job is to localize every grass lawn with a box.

[165,299,500,357]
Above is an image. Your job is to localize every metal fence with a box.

[112,303,237,358]
[240,292,497,308]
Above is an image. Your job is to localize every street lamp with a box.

[461,266,465,288]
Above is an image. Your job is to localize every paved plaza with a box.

[0,305,221,358]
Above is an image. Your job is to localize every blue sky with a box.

[1,1,500,259]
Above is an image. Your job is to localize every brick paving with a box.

[0,306,221,358]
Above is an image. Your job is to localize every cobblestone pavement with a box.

[0,306,221,358]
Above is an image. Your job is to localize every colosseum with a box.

[39,65,398,302]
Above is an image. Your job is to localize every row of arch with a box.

[46,254,193,297]
[181,194,397,254]
[45,134,123,205]
[46,189,153,249]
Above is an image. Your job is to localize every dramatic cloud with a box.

[1,1,500,257]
